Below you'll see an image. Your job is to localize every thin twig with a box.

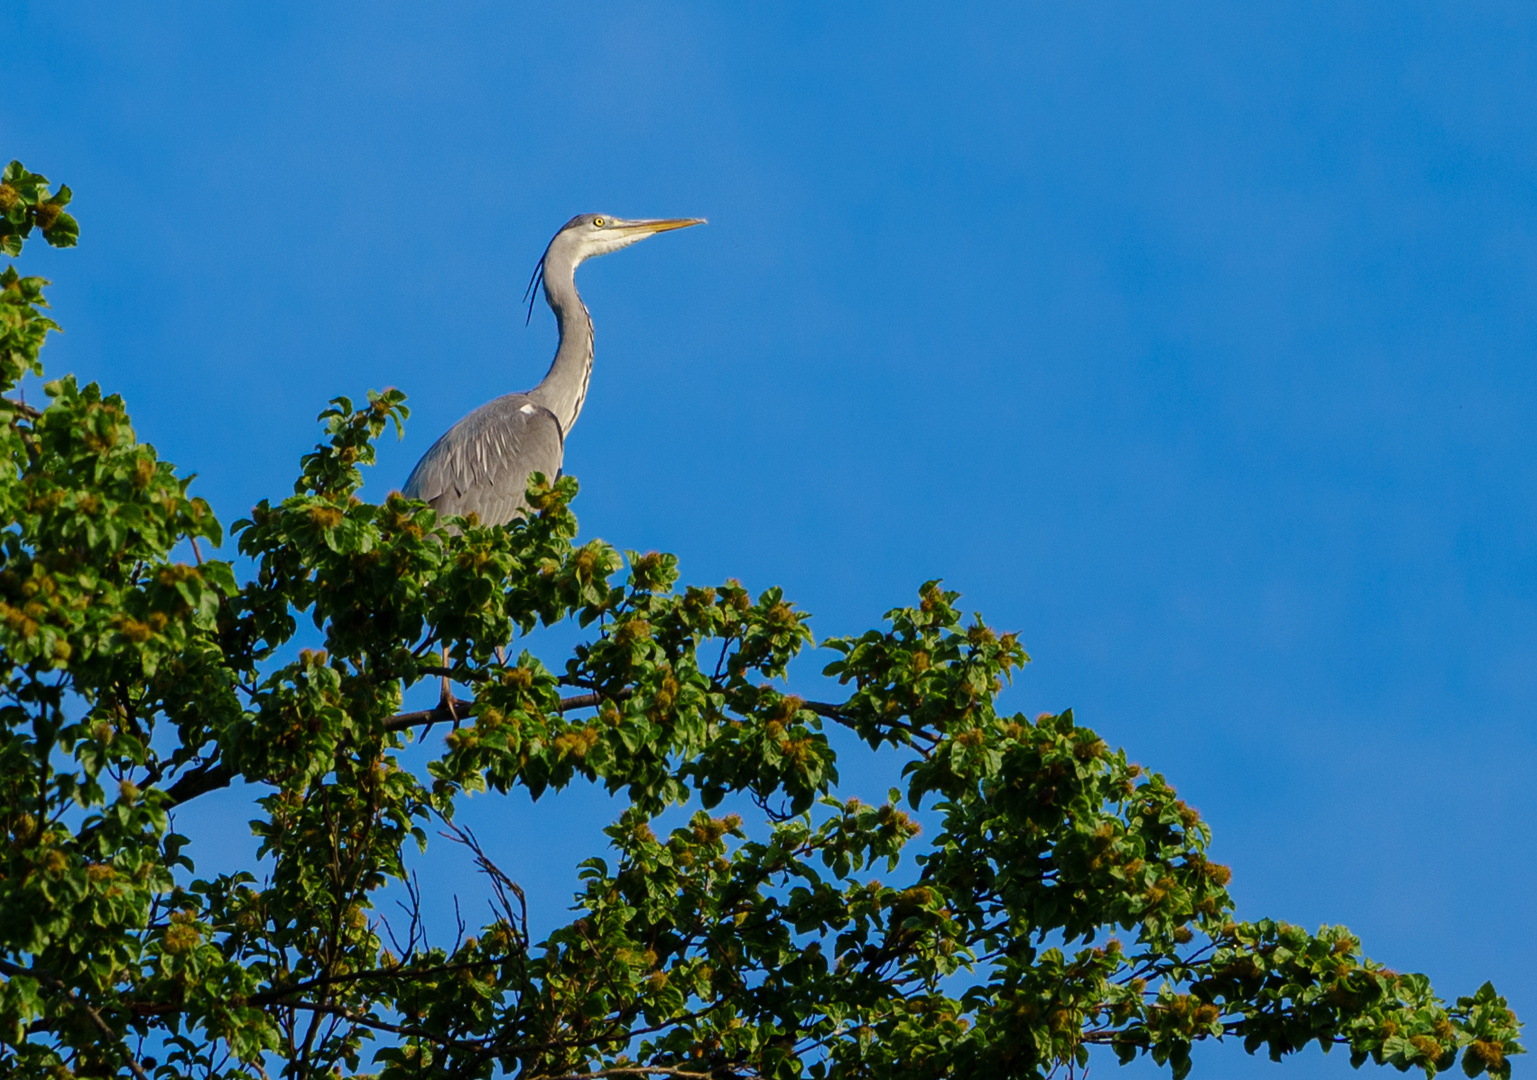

[6,397,41,420]
[441,822,529,950]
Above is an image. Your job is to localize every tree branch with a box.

[159,689,860,809]
[4,397,41,420]
[381,690,603,733]
[528,1069,720,1080]
[163,760,235,807]
[802,700,846,719]
[157,691,617,809]
[0,959,151,1080]
[272,997,486,1051]
[247,956,507,1007]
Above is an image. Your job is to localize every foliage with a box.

[0,161,78,258]
[0,161,1522,1080]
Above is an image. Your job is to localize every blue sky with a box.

[4,3,1536,1075]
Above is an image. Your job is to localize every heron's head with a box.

[526,214,704,321]
[549,213,705,264]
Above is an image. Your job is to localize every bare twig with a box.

[441,822,530,952]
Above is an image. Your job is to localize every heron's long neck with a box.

[527,261,593,435]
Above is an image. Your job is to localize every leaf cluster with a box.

[0,161,79,258]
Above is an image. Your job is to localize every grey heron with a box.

[403,213,705,525]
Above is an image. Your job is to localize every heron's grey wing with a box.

[402,393,564,526]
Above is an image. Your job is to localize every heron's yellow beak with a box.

[622,217,706,236]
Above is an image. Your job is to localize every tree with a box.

[0,160,1522,1080]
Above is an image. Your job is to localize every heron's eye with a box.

[593,217,606,227]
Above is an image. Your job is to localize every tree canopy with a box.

[0,161,1522,1080]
